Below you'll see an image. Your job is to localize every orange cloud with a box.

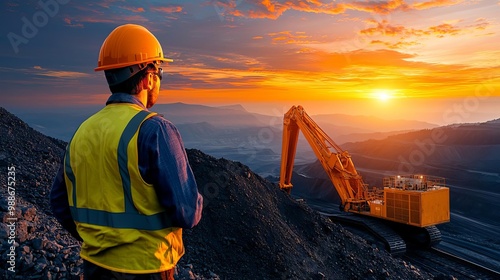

[472,18,489,30]
[152,6,183,13]
[0,66,91,79]
[28,65,90,78]
[37,71,90,78]
[36,69,90,78]
[214,0,465,19]
[360,20,409,36]
[120,6,145,13]
[214,0,405,19]
[411,0,464,10]
[429,23,460,37]
[338,0,409,14]
[267,31,318,45]
[63,17,84,28]
[96,0,122,9]
[359,18,491,40]
[370,40,419,49]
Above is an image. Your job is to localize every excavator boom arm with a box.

[279,106,367,209]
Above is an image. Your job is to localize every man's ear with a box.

[142,73,154,91]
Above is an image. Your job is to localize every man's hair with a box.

[108,64,157,94]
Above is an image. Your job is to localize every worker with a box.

[50,24,203,280]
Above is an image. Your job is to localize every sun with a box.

[373,89,393,102]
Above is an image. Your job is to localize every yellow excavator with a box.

[279,105,450,254]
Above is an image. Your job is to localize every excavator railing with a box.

[383,175,446,191]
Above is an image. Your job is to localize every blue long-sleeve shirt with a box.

[50,93,203,240]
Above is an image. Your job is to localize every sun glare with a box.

[373,89,392,102]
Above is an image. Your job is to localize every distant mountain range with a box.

[311,113,437,140]
[154,103,270,128]
[155,103,438,143]
[343,121,500,180]
[14,102,438,141]
[12,102,442,176]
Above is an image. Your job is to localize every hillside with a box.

[343,122,500,187]
[311,113,438,146]
[295,121,500,185]
[312,113,437,133]
[294,121,500,219]
[345,122,500,226]
[0,107,434,279]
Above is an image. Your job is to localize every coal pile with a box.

[0,107,82,279]
[1,107,431,279]
[182,150,429,279]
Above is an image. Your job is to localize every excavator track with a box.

[391,223,442,249]
[425,225,442,246]
[327,213,406,255]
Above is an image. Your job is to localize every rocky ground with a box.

[0,107,448,279]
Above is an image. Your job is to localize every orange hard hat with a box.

[95,24,173,72]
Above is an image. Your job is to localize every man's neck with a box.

[135,90,148,108]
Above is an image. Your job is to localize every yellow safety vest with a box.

[63,103,184,273]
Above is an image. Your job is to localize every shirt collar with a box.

[106,93,147,110]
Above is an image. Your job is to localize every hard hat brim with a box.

[95,58,173,72]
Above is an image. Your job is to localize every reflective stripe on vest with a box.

[65,110,172,230]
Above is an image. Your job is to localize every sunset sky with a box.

[2,0,500,124]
